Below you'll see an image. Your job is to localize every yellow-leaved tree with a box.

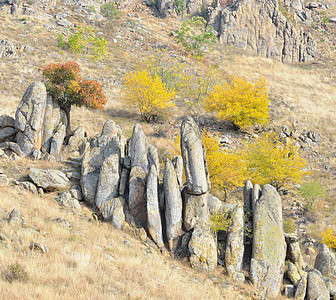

[206,76,270,130]
[244,133,308,189]
[202,131,246,199]
[123,69,176,122]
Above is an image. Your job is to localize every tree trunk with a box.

[63,105,72,137]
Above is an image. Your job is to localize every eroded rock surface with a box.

[250,184,286,299]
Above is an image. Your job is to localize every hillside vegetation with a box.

[0,0,336,298]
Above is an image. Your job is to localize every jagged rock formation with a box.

[209,0,316,63]
[9,91,336,299]
[11,82,68,157]
[155,0,316,63]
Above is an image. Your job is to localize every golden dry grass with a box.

[0,184,249,299]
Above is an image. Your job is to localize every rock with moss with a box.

[225,204,244,275]
[306,269,330,300]
[295,271,308,300]
[250,184,286,299]
[147,165,164,248]
[164,158,182,251]
[287,261,301,285]
[15,82,47,156]
[285,233,305,269]
[189,224,217,272]
[314,244,336,280]
[181,116,210,195]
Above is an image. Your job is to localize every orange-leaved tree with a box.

[206,76,270,130]
[40,61,106,135]
[123,69,175,122]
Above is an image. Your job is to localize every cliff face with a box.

[209,0,316,63]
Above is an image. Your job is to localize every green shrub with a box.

[299,180,327,201]
[299,180,327,211]
[283,218,296,233]
[174,0,186,14]
[56,34,70,50]
[101,2,120,25]
[2,263,28,283]
[322,16,329,23]
[175,16,216,57]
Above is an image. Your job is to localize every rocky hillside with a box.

[0,0,336,298]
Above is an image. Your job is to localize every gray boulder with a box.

[41,95,63,153]
[49,124,66,155]
[0,127,17,142]
[306,269,330,300]
[29,167,69,191]
[18,181,38,194]
[182,190,209,232]
[0,114,15,128]
[0,174,8,186]
[287,261,301,284]
[314,244,336,280]
[250,184,286,299]
[181,117,210,195]
[81,146,105,204]
[164,158,182,251]
[100,197,125,229]
[147,165,164,248]
[128,166,147,228]
[189,224,217,272]
[57,191,81,210]
[67,126,86,152]
[15,82,47,155]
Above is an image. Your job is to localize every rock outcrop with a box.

[164,158,183,251]
[181,116,210,195]
[81,120,125,206]
[250,184,286,299]
[147,165,164,248]
[14,82,68,156]
[210,0,316,63]
[15,82,47,156]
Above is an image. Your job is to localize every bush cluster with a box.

[57,26,108,62]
